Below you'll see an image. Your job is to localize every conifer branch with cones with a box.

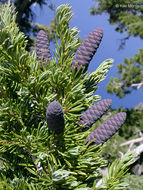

[0,3,136,189]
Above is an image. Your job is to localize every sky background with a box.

[32,0,143,109]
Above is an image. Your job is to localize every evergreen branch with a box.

[95,151,137,190]
[107,49,143,98]
[0,4,132,189]
[84,59,113,93]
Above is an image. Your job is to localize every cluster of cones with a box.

[36,27,103,72]
[46,100,126,146]
[36,28,126,146]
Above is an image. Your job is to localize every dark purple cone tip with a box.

[86,112,126,146]
[46,101,65,133]
[71,27,103,72]
[36,30,51,67]
[78,99,112,129]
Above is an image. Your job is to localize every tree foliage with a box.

[0,0,56,51]
[124,175,143,190]
[0,4,136,189]
[0,0,55,35]
[90,0,143,98]
[118,106,143,139]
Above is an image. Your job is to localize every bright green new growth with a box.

[0,4,136,189]
[95,151,137,190]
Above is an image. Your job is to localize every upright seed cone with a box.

[36,30,51,68]
[78,99,112,129]
[71,27,103,72]
[46,101,65,134]
[86,112,126,146]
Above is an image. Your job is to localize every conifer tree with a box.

[0,3,136,189]
[90,0,143,98]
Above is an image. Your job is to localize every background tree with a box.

[0,0,56,48]
[90,0,143,98]
[0,0,55,34]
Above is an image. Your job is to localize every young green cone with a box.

[46,101,65,133]
[79,99,112,129]
[36,30,51,68]
[86,112,126,145]
[71,27,103,72]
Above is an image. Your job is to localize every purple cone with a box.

[86,112,126,146]
[46,101,65,133]
[71,27,103,72]
[78,99,112,129]
[36,30,51,68]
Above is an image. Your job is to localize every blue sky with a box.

[32,0,143,109]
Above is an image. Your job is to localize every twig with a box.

[131,144,143,163]
[118,34,131,50]
[28,149,43,177]
[131,82,143,89]
[134,144,143,155]
[120,137,143,147]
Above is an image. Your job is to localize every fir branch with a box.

[95,151,137,190]
[0,4,134,189]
